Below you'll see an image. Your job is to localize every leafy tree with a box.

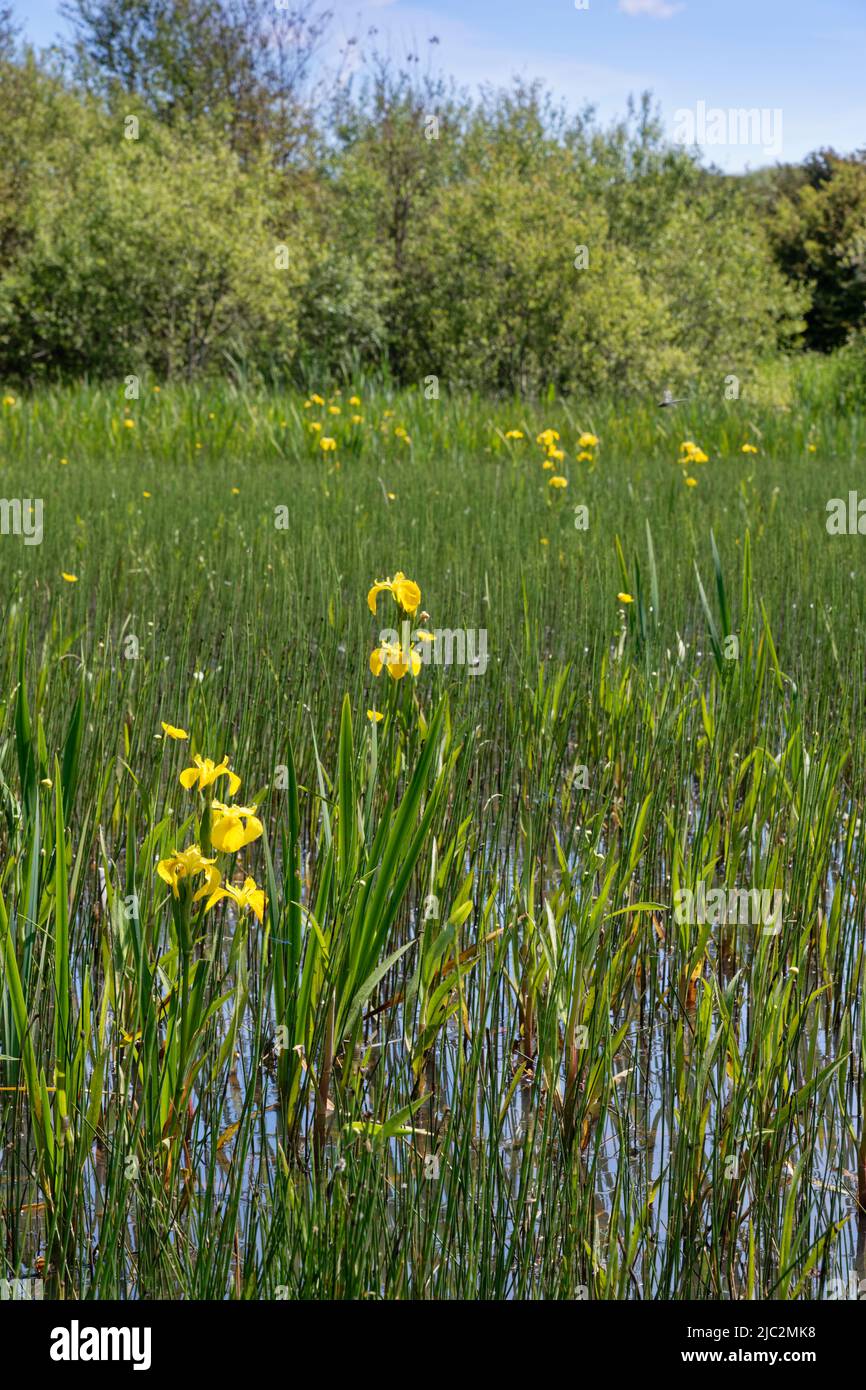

[767,150,866,350]
[61,0,331,162]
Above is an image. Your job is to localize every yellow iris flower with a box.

[206,876,266,924]
[179,754,241,796]
[157,845,221,901]
[161,722,189,740]
[680,441,709,464]
[210,801,264,853]
[367,572,421,616]
[578,433,598,448]
[370,641,422,680]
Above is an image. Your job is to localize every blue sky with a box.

[12,0,866,171]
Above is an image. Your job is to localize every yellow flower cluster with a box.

[576,431,599,464]
[367,571,434,682]
[680,440,709,465]
[530,427,599,491]
[156,746,266,923]
[679,439,708,487]
[304,389,365,459]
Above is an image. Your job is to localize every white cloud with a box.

[619,0,685,18]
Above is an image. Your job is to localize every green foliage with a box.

[766,150,866,350]
[0,86,307,378]
[0,45,813,392]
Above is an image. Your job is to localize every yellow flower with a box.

[807,443,817,453]
[577,451,594,462]
[546,447,565,463]
[548,475,568,488]
[370,642,422,680]
[211,801,263,853]
[680,441,708,464]
[741,443,758,454]
[179,754,241,797]
[310,394,325,406]
[578,433,598,448]
[367,709,384,723]
[231,486,240,494]
[542,458,556,470]
[309,421,322,432]
[2,394,15,406]
[540,537,549,546]
[328,405,341,415]
[349,395,362,406]
[536,428,560,448]
[143,490,151,498]
[123,418,135,429]
[319,436,337,452]
[61,572,78,583]
[618,592,634,604]
[157,845,220,901]
[685,476,698,487]
[367,572,421,616]
[351,414,363,424]
[59,457,68,465]
[504,429,524,439]
[205,875,266,924]
[161,722,189,741]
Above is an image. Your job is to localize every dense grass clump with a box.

[1,368,865,1298]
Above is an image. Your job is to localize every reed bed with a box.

[1,366,865,1298]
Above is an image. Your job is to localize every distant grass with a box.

[1,361,865,1299]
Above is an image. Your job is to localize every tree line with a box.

[0,0,864,394]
